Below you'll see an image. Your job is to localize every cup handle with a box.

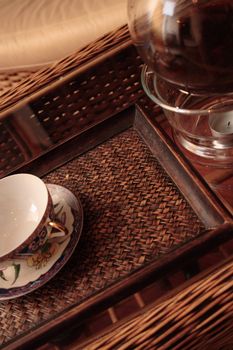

[47,221,69,239]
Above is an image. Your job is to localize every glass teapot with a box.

[128,0,233,94]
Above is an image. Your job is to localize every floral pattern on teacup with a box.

[0,263,21,285]
[28,226,48,253]
[0,240,61,285]
[0,184,83,300]
[0,201,70,285]
[27,241,59,270]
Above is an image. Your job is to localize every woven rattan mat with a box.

[0,128,204,346]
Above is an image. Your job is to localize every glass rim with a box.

[141,65,233,116]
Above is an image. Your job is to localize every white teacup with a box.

[0,173,68,262]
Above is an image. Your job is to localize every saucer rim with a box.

[0,184,83,300]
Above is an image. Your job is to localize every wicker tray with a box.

[2,105,233,349]
[0,25,130,119]
[0,44,140,178]
[78,255,233,350]
[1,38,233,350]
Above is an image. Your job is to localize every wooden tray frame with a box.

[1,41,233,350]
[3,105,233,350]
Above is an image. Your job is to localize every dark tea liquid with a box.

[139,0,233,93]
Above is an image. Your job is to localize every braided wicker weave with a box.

[0,25,130,116]
[0,23,233,350]
[0,43,144,177]
[81,257,233,350]
[0,128,204,347]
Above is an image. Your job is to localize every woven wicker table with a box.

[0,27,233,350]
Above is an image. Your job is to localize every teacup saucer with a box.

[0,184,83,300]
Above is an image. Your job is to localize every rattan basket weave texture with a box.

[0,128,204,346]
[82,258,233,350]
[0,24,232,350]
[0,44,144,177]
[0,26,130,115]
